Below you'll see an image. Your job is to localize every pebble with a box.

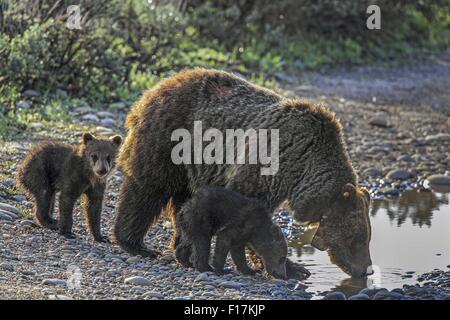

[48,295,73,300]
[372,290,404,300]
[348,293,370,300]
[0,212,13,221]
[126,256,141,264]
[17,100,31,109]
[0,262,14,272]
[425,133,450,143]
[100,118,116,127]
[23,89,40,97]
[97,111,115,118]
[368,115,390,128]
[323,291,346,300]
[0,209,18,219]
[0,203,22,216]
[42,279,67,286]
[143,291,164,299]
[124,276,152,286]
[364,167,382,177]
[426,174,450,186]
[29,122,45,130]
[359,288,387,298]
[195,273,210,282]
[386,169,410,180]
[81,114,100,122]
[218,280,243,290]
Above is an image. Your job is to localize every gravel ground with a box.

[1,57,449,300]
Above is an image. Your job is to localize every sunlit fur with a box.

[114,68,370,278]
[16,133,122,241]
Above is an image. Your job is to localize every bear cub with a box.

[175,186,288,279]
[16,132,122,241]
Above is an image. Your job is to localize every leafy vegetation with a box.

[0,0,448,138]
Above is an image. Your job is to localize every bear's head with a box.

[311,183,372,278]
[251,224,288,279]
[82,132,123,179]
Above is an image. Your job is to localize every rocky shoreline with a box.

[1,60,449,300]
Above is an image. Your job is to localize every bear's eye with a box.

[91,154,98,162]
[106,155,111,163]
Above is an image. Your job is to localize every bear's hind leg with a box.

[114,177,169,258]
[174,233,193,268]
[34,188,58,230]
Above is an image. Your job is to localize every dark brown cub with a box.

[16,132,122,241]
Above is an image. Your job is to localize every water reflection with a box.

[371,189,449,227]
[288,190,450,296]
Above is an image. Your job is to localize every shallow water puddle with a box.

[288,189,450,297]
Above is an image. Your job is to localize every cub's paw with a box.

[239,267,257,276]
[60,231,76,239]
[94,235,110,243]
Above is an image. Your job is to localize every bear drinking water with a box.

[175,186,287,278]
[16,132,122,241]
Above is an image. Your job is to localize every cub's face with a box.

[82,132,122,179]
[311,183,372,278]
[253,224,288,279]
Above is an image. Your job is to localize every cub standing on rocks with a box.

[16,132,122,242]
[175,186,288,279]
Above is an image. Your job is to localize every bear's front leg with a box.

[192,235,214,273]
[230,244,256,276]
[82,184,108,242]
[212,233,232,275]
[59,187,80,239]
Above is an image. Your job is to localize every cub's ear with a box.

[111,135,123,147]
[341,183,356,199]
[83,132,95,144]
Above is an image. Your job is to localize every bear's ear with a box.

[111,135,123,147]
[82,132,95,144]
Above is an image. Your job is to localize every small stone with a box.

[0,262,14,272]
[81,114,100,122]
[29,122,45,130]
[348,293,370,300]
[386,169,410,181]
[126,256,141,264]
[100,118,115,127]
[195,273,209,282]
[0,209,18,219]
[20,220,37,227]
[218,280,242,289]
[17,100,31,109]
[42,279,67,286]
[364,168,382,177]
[359,288,387,298]
[124,276,152,286]
[323,291,346,300]
[379,187,400,196]
[97,111,115,118]
[368,115,390,128]
[426,175,450,186]
[23,89,40,97]
[397,155,413,162]
[12,195,27,202]
[425,133,450,143]
[0,212,13,221]
[372,291,404,300]
[0,203,22,216]
[48,295,73,300]
[143,291,164,299]
[109,102,127,110]
[56,89,68,98]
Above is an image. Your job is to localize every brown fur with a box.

[114,68,372,277]
[16,133,122,241]
[175,186,287,278]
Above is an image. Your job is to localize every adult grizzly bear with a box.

[114,68,372,278]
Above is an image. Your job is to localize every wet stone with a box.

[348,293,370,300]
[323,291,346,300]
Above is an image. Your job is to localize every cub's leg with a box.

[212,232,232,275]
[58,187,80,238]
[82,184,107,242]
[192,234,213,272]
[174,233,193,268]
[230,244,256,275]
[34,188,58,230]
